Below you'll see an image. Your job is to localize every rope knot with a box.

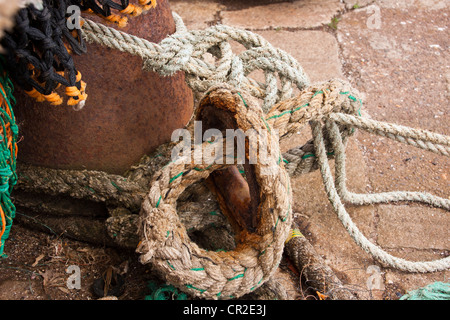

[150,32,194,76]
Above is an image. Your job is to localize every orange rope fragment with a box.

[316,291,328,300]
[139,0,157,10]
[75,71,82,82]
[44,92,63,105]
[121,4,143,17]
[65,86,82,97]
[0,206,5,251]
[106,13,128,28]
[25,88,46,102]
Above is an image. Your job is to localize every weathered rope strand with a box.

[330,113,450,156]
[137,86,292,299]
[327,119,450,209]
[16,163,146,211]
[311,120,450,273]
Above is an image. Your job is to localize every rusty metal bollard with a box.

[11,0,193,246]
[14,0,193,175]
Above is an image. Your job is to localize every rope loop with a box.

[137,84,292,299]
[311,119,450,272]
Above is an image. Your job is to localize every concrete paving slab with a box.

[378,0,448,10]
[221,0,344,30]
[377,204,449,250]
[337,7,449,195]
[169,0,224,30]
[336,3,449,297]
[255,30,344,83]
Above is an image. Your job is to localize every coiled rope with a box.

[81,12,310,111]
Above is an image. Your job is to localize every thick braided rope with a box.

[311,120,450,272]
[16,163,146,211]
[328,116,450,209]
[329,113,450,157]
[267,78,363,176]
[137,86,292,299]
[80,12,310,111]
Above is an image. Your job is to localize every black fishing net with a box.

[0,0,155,107]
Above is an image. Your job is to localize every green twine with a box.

[166,260,175,270]
[185,284,206,294]
[155,195,162,208]
[145,281,188,300]
[400,282,450,300]
[0,56,18,258]
[169,171,184,184]
[237,92,248,107]
[228,272,245,281]
[261,116,271,133]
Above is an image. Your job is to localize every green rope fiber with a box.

[0,56,18,258]
[400,282,450,300]
[145,281,188,300]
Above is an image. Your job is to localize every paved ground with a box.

[0,0,447,300]
[170,0,449,299]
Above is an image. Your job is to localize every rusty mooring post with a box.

[12,0,193,246]
[14,0,193,175]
